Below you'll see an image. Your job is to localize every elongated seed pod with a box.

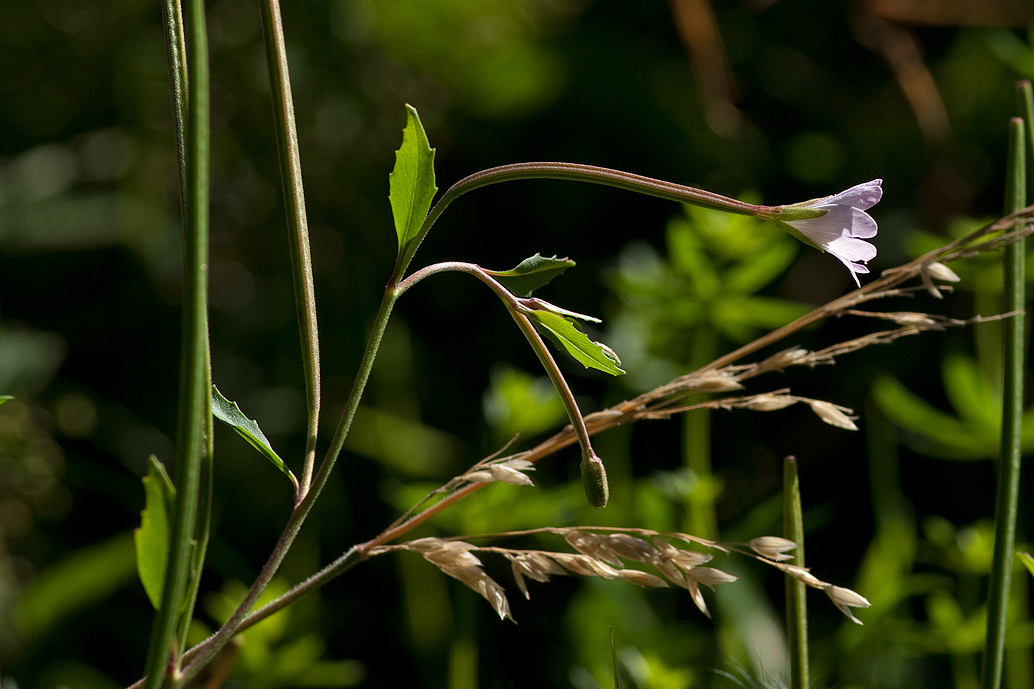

[580,450,609,508]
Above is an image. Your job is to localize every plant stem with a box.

[419,163,766,243]
[400,261,596,458]
[143,0,210,685]
[178,286,399,685]
[257,0,321,497]
[783,456,809,689]
[981,114,1026,689]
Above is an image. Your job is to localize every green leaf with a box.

[483,254,576,297]
[1018,552,1034,579]
[872,376,996,459]
[0,395,12,405]
[389,104,437,269]
[211,386,298,490]
[525,308,624,375]
[134,457,175,610]
[942,355,998,428]
[483,366,565,440]
[723,241,798,294]
[17,531,138,641]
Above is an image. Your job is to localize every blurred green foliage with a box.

[2,0,1034,687]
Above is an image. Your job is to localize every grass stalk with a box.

[257,0,321,497]
[783,456,809,689]
[142,0,210,685]
[980,113,1026,689]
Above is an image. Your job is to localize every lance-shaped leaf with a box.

[134,456,175,610]
[1019,552,1034,580]
[389,104,437,270]
[0,396,12,405]
[524,306,624,375]
[483,254,577,298]
[211,386,298,490]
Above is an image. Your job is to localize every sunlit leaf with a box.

[483,254,576,297]
[872,376,996,459]
[525,308,624,375]
[389,104,437,270]
[1018,552,1034,579]
[134,456,175,610]
[0,395,12,405]
[211,386,298,490]
[942,355,998,428]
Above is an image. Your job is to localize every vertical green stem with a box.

[981,115,1026,689]
[143,0,210,685]
[257,0,321,497]
[783,456,809,689]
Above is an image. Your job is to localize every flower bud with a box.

[580,450,609,508]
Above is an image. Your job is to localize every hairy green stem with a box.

[981,114,1026,689]
[257,0,321,497]
[410,164,769,264]
[783,456,809,689]
[143,0,210,685]
[162,0,187,209]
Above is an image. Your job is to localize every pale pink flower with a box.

[762,180,882,287]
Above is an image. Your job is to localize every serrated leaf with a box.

[134,456,175,610]
[389,104,437,269]
[525,298,601,323]
[211,386,298,490]
[484,254,576,297]
[525,309,624,375]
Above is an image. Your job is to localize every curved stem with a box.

[425,162,767,230]
[399,261,595,455]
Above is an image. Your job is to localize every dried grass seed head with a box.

[564,531,624,568]
[806,399,859,430]
[761,348,810,369]
[776,563,826,588]
[507,552,565,599]
[550,552,621,579]
[686,579,711,618]
[745,394,797,412]
[463,458,535,486]
[749,536,797,561]
[687,566,738,590]
[487,464,535,485]
[416,543,514,622]
[825,585,871,624]
[690,371,745,393]
[617,569,669,587]
[607,533,659,563]
[406,537,451,552]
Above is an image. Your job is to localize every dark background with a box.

[1,1,1032,687]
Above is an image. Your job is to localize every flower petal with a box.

[820,179,883,211]
[766,179,882,286]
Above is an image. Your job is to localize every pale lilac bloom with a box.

[767,180,883,288]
